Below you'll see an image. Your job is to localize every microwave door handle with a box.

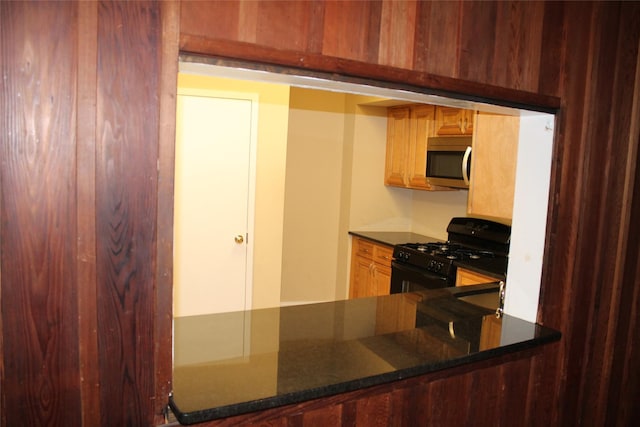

[462,146,472,186]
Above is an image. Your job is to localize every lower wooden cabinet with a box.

[455,267,496,286]
[479,315,502,350]
[349,237,393,298]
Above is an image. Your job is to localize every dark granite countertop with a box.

[348,230,444,247]
[169,285,560,425]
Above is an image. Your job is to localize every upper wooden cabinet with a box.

[435,107,474,136]
[384,106,412,187]
[384,104,445,191]
[467,112,520,221]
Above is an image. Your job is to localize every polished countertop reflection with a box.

[170,284,560,425]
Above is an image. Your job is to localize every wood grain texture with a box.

[0,1,82,426]
[95,1,161,425]
[154,1,181,424]
[605,6,640,425]
[413,0,461,77]
[377,0,417,68]
[76,1,100,426]
[321,0,381,63]
[1,1,640,426]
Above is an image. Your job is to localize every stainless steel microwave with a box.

[425,136,472,189]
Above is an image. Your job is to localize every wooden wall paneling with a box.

[299,403,344,426]
[303,0,325,55]
[499,357,532,423]
[546,3,600,425]
[352,392,391,426]
[413,0,461,77]
[95,1,161,425]
[321,1,382,63]
[566,3,625,425]
[537,1,566,97]
[386,385,411,426]
[606,9,640,423]
[0,1,83,426]
[253,1,319,53]
[76,1,100,426]
[582,3,640,425]
[421,374,472,425]
[534,4,595,425]
[377,0,417,68]
[492,1,544,92]
[537,1,592,328]
[458,1,497,85]
[179,1,241,42]
[608,161,640,425]
[465,366,502,423]
[155,1,181,424]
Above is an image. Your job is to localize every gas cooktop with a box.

[392,217,511,281]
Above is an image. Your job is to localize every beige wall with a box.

[280,88,347,303]
[175,73,467,308]
[410,191,469,241]
[176,73,290,310]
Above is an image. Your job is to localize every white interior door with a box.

[173,92,256,317]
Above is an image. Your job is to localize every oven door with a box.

[390,261,450,294]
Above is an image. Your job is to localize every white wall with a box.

[504,113,554,322]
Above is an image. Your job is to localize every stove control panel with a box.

[393,248,450,275]
[395,250,411,261]
[427,260,444,272]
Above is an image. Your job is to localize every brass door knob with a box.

[234,235,244,244]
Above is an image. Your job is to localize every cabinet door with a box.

[407,104,436,189]
[479,315,502,350]
[350,256,374,298]
[467,112,520,221]
[384,106,411,186]
[455,267,496,286]
[373,263,392,296]
[349,237,393,298]
[435,106,474,136]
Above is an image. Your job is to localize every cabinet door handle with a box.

[462,146,472,186]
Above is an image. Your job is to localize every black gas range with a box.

[390,217,510,294]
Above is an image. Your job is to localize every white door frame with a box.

[176,87,258,312]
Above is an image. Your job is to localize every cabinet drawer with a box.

[354,238,375,259]
[373,245,393,266]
